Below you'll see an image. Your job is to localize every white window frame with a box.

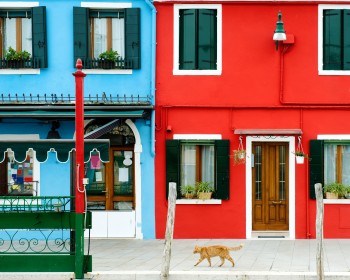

[173,4,222,76]
[318,4,350,76]
[0,2,39,75]
[81,2,132,75]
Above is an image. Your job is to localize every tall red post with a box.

[72,59,86,279]
[73,59,86,214]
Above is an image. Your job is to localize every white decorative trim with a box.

[0,2,39,7]
[176,199,222,205]
[173,4,222,76]
[0,69,40,75]
[318,134,350,140]
[246,136,295,239]
[83,69,132,75]
[125,119,143,239]
[173,134,222,140]
[81,2,132,8]
[318,5,350,76]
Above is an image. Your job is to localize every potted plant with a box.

[4,47,31,68]
[345,186,350,199]
[180,184,196,199]
[98,49,119,69]
[294,151,310,164]
[324,182,347,199]
[232,149,246,165]
[195,181,214,200]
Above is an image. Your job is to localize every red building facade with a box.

[154,0,350,239]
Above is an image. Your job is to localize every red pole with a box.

[73,59,86,214]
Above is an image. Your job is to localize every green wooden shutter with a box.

[179,9,196,70]
[166,140,181,199]
[215,140,230,200]
[343,10,350,70]
[323,10,342,70]
[198,9,217,70]
[32,6,47,68]
[309,140,324,199]
[125,8,140,69]
[73,7,89,67]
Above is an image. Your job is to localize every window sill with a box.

[318,70,350,76]
[83,69,132,75]
[176,199,222,205]
[173,69,222,76]
[324,199,350,204]
[0,69,40,75]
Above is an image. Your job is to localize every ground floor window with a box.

[166,139,229,199]
[0,150,37,196]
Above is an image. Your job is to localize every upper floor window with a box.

[173,4,222,75]
[73,6,140,70]
[0,7,47,69]
[319,5,350,75]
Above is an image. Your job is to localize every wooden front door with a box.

[252,142,289,231]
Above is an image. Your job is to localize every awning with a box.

[234,129,302,135]
[0,110,145,118]
[0,139,110,163]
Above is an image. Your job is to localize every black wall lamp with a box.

[273,11,286,50]
[47,120,61,139]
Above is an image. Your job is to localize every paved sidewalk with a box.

[86,238,350,279]
[1,238,350,279]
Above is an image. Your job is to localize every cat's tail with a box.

[228,244,244,251]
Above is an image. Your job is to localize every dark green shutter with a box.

[215,140,230,200]
[344,10,350,70]
[323,10,342,70]
[198,9,217,70]
[309,140,324,199]
[73,7,89,67]
[179,9,196,70]
[125,8,140,69]
[32,6,47,68]
[166,140,181,199]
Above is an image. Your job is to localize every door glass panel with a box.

[113,150,134,210]
[85,151,106,210]
[254,145,262,200]
[279,145,286,200]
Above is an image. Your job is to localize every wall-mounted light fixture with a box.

[47,120,61,139]
[273,11,286,50]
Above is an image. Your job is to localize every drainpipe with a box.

[145,0,156,157]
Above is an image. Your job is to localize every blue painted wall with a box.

[0,0,156,239]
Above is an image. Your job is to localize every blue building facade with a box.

[0,0,156,239]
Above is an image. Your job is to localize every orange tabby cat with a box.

[193,244,243,267]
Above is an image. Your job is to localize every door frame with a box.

[246,136,296,239]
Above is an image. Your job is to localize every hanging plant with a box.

[232,136,246,165]
[294,136,311,164]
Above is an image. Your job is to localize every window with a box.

[319,5,350,74]
[310,140,350,198]
[174,4,222,75]
[166,139,229,199]
[0,150,38,196]
[73,6,140,69]
[0,6,47,69]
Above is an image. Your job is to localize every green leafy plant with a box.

[195,181,214,193]
[294,151,311,160]
[180,184,196,198]
[324,182,347,198]
[98,49,119,61]
[4,47,31,61]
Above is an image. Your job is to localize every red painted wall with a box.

[155,1,350,239]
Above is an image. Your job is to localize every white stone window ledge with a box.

[176,199,222,205]
[324,199,350,204]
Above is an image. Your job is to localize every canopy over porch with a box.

[0,139,110,163]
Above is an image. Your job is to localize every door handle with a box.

[272,201,282,204]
